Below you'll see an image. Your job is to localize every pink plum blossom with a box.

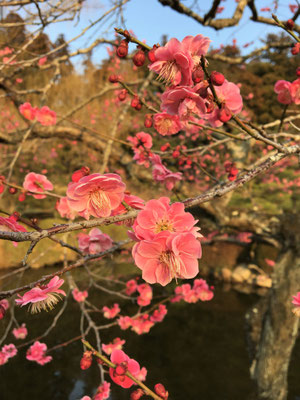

[153,112,182,136]
[16,276,66,313]
[150,304,168,323]
[290,78,300,104]
[132,196,201,241]
[172,279,214,303]
[56,197,77,220]
[94,381,111,400]
[128,132,153,168]
[133,232,202,286]
[161,85,206,119]
[151,154,182,190]
[109,349,140,388]
[23,172,53,199]
[131,314,154,335]
[135,367,147,381]
[19,102,37,121]
[137,283,153,306]
[117,316,133,330]
[102,303,120,319]
[2,343,17,358]
[67,173,126,219]
[26,341,52,365]
[72,288,88,302]
[125,279,138,295]
[181,34,211,68]
[0,215,27,247]
[292,292,300,317]
[0,299,9,320]
[12,323,27,339]
[0,351,9,365]
[77,228,113,254]
[274,80,293,104]
[102,338,125,355]
[36,106,56,126]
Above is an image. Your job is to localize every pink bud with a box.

[144,114,153,128]
[218,104,232,122]
[148,45,158,63]
[108,74,119,83]
[154,383,169,399]
[71,166,90,183]
[286,19,295,30]
[210,71,225,86]
[118,89,127,101]
[133,50,146,67]
[192,67,204,83]
[130,389,144,400]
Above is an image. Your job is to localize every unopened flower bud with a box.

[80,351,92,370]
[218,104,232,123]
[118,89,127,101]
[144,114,153,128]
[172,150,180,158]
[210,71,225,86]
[291,43,300,55]
[286,19,295,30]
[108,74,120,83]
[192,67,204,83]
[116,40,128,58]
[133,50,146,67]
[18,192,26,202]
[154,383,169,399]
[148,45,158,63]
[131,96,142,110]
[160,143,170,152]
[9,186,17,194]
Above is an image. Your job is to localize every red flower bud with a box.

[9,186,17,194]
[286,19,295,30]
[144,114,153,128]
[116,41,128,58]
[218,104,232,122]
[291,43,300,55]
[135,102,142,111]
[154,383,169,399]
[118,89,127,101]
[80,351,92,370]
[160,143,170,152]
[296,67,300,77]
[148,45,158,63]
[133,50,146,67]
[71,166,90,183]
[18,192,26,202]
[108,74,119,83]
[172,150,180,158]
[192,67,204,83]
[130,388,144,400]
[131,96,142,110]
[0,184,4,194]
[210,71,225,86]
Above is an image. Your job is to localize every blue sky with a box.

[40,0,295,68]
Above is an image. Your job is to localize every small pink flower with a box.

[133,232,202,286]
[56,197,77,220]
[78,228,113,254]
[193,279,214,301]
[26,341,52,365]
[72,288,88,302]
[110,349,140,388]
[67,173,126,220]
[135,366,147,381]
[0,299,9,320]
[0,351,9,365]
[137,283,153,306]
[2,343,17,358]
[128,132,153,168]
[16,276,66,313]
[94,381,111,400]
[19,102,37,121]
[132,196,201,241]
[23,172,53,199]
[150,304,168,322]
[117,316,133,330]
[161,86,206,119]
[102,338,125,355]
[274,80,293,104]
[125,279,138,295]
[38,56,47,66]
[12,323,28,339]
[292,292,300,316]
[153,112,182,136]
[290,78,300,104]
[151,154,182,190]
[102,303,120,319]
[131,314,154,335]
[36,106,56,126]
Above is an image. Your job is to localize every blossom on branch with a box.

[77,228,113,254]
[102,303,121,319]
[15,276,66,313]
[12,323,28,339]
[23,172,53,199]
[26,341,52,365]
[151,154,182,190]
[102,338,125,355]
[109,349,141,388]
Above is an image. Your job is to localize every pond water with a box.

[1,265,300,400]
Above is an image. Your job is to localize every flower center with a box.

[155,218,174,233]
[89,189,111,214]
[159,250,181,280]
[158,60,179,84]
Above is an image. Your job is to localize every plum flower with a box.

[102,338,125,355]
[132,196,201,241]
[36,106,56,126]
[23,172,53,199]
[56,197,77,220]
[109,349,140,388]
[72,288,88,302]
[150,304,168,322]
[153,112,182,136]
[131,314,154,334]
[12,323,28,339]
[274,80,293,104]
[67,173,126,219]
[19,102,37,121]
[2,344,17,359]
[137,283,153,306]
[292,292,300,317]
[77,228,113,254]
[151,154,182,190]
[102,303,120,319]
[125,279,138,295]
[133,232,202,286]
[26,341,52,365]
[0,299,9,320]
[15,276,66,313]
[128,132,153,168]
[290,78,300,104]
[0,215,27,247]
[117,316,133,330]
[94,381,111,400]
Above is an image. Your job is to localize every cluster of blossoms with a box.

[172,279,214,303]
[15,276,66,313]
[274,71,300,105]
[131,197,202,286]
[26,341,52,365]
[147,35,243,128]
[102,337,126,355]
[19,103,56,126]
